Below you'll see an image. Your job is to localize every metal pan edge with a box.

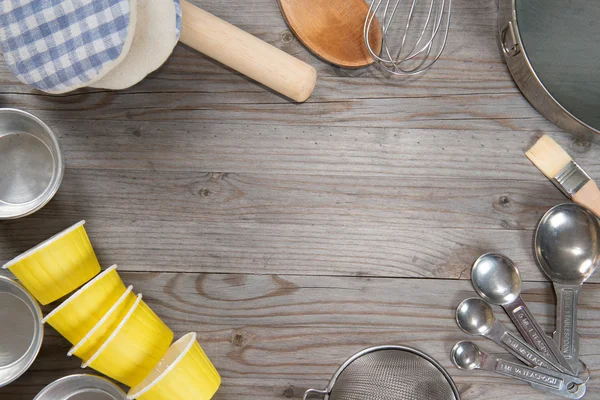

[497,0,600,136]
[34,374,127,400]
[0,275,43,387]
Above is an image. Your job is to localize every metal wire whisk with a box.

[364,0,452,75]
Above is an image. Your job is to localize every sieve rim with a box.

[304,345,461,400]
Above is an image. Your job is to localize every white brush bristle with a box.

[525,135,572,179]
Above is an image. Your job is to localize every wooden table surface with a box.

[1,0,599,398]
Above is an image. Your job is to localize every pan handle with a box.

[179,0,316,102]
[304,389,328,399]
[500,21,520,57]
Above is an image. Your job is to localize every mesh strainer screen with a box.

[328,349,457,400]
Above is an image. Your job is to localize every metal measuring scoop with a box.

[455,298,570,373]
[535,203,600,373]
[451,341,585,399]
[471,253,575,374]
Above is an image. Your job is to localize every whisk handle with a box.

[303,389,328,399]
[179,0,316,102]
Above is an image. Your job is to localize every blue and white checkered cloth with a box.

[175,0,181,41]
[0,0,135,93]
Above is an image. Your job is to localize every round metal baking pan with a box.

[0,275,43,387]
[34,374,127,400]
[498,0,600,136]
[0,108,64,219]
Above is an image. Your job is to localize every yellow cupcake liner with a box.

[82,294,174,388]
[2,221,101,305]
[68,285,136,361]
[128,332,221,400]
[42,264,126,344]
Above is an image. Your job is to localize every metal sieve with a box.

[304,345,460,400]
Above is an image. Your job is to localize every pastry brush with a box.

[526,135,600,217]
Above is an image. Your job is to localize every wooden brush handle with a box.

[179,0,316,102]
[572,180,600,218]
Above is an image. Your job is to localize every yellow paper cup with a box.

[2,220,101,305]
[82,294,174,388]
[127,332,221,400]
[68,285,136,361]
[42,265,127,344]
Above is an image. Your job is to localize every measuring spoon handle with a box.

[486,323,560,371]
[554,283,581,370]
[504,297,575,374]
[480,355,585,399]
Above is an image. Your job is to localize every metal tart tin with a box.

[0,275,43,387]
[34,374,127,400]
[0,108,64,219]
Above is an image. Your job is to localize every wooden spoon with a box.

[277,0,382,68]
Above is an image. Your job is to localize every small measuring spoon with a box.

[451,341,585,399]
[471,253,574,374]
[535,203,600,373]
[455,298,570,374]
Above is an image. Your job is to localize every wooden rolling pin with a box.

[180,0,316,102]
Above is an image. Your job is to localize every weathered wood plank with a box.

[0,90,561,134]
[1,170,597,283]
[0,118,597,180]
[0,171,571,229]
[0,274,597,399]
[2,214,599,283]
[0,51,521,105]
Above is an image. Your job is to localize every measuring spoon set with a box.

[451,203,600,399]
